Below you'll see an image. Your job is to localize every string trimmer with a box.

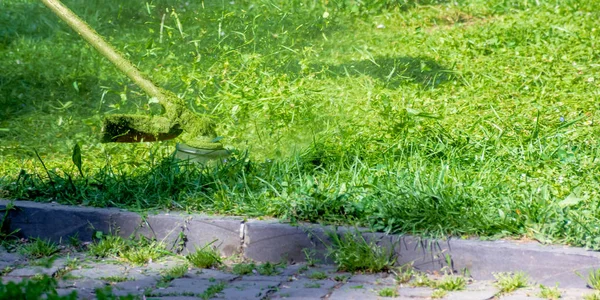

[41,0,228,161]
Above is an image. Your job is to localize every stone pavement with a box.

[5,200,600,289]
[1,247,598,300]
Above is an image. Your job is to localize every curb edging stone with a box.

[1,199,599,288]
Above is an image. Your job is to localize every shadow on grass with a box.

[329,0,449,15]
[315,56,456,89]
[0,1,152,47]
[0,73,115,122]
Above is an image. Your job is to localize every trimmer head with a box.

[42,0,229,158]
[101,115,182,143]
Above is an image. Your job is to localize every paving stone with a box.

[112,276,159,296]
[146,214,243,256]
[348,273,396,286]
[327,283,382,300]
[145,297,199,300]
[278,263,309,277]
[70,262,128,280]
[561,288,595,300]
[1,276,25,284]
[56,288,90,299]
[7,200,600,299]
[149,278,215,296]
[304,265,338,273]
[132,257,186,276]
[500,288,545,299]
[186,268,239,281]
[5,255,72,278]
[8,200,600,288]
[445,289,498,300]
[8,264,61,277]
[244,221,329,263]
[61,278,107,292]
[3,200,142,244]
[466,280,497,291]
[1,200,243,257]
[397,286,433,298]
[271,278,336,299]
[216,279,281,299]
[241,274,289,282]
[0,249,23,270]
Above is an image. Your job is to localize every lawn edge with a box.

[1,199,597,288]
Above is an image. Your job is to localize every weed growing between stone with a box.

[304,282,322,288]
[308,271,328,280]
[393,264,415,284]
[436,275,467,291]
[585,269,600,290]
[186,242,222,269]
[494,272,529,294]
[431,289,448,299]
[119,239,167,265]
[29,255,57,268]
[0,274,132,299]
[161,263,189,281]
[199,282,226,300]
[255,261,283,276]
[0,275,76,299]
[538,284,561,300]
[378,287,398,297]
[88,234,128,258]
[325,229,396,273]
[18,238,60,259]
[87,231,168,265]
[0,202,20,248]
[98,276,132,283]
[585,292,600,300]
[410,274,435,288]
[230,262,255,275]
[302,248,320,267]
[230,261,284,276]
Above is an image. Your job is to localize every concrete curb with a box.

[1,200,599,288]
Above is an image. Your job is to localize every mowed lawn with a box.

[1,0,600,248]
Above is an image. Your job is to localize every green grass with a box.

[585,292,600,300]
[161,263,189,281]
[19,238,59,259]
[230,261,283,275]
[2,0,600,247]
[431,289,448,299]
[186,243,222,269]
[378,287,398,297]
[88,232,168,265]
[88,235,128,258]
[308,271,328,280]
[393,264,415,284]
[410,273,435,288]
[99,276,132,283]
[0,275,78,299]
[495,272,529,293]
[325,229,397,272]
[538,284,561,300]
[586,269,600,290]
[436,275,467,291]
[255,261,283,275]
[304,282,321,288]
[199,282,226,300]
[231,262,256,275]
